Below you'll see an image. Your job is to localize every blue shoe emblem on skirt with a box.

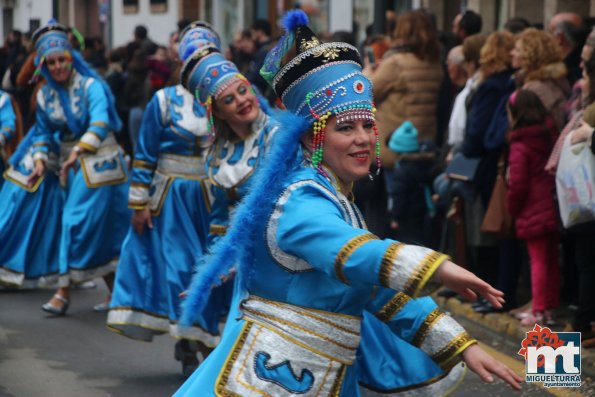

[93,159,118,172]
[254,351,314,393]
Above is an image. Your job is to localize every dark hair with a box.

[585,51,595,102]
[134,25,148,39]
[177,19,191,33]
[331,30,356,46]
[460,10,482,36]
[251,19,271,37]
[508,89,548,129]
[504,17,531,34]
[556,20,588,50]
[239,29,252,40]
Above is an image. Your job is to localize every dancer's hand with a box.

[27,160,45,188]
[433,260,505,308]
[132,208,153,235]
[462,344,522,390]
[60,146,82,184]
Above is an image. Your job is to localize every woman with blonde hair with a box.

[511,28,570,131]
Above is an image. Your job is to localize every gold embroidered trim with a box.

[130,181,150,188]
[33,142,47,147]
[128,201,148,210]
[248,296,360,336]
[334,233,378,284]
[132,159,157,170]
[77,141,98,153]
[404,252,448,297]
[242,306,358,352]
[378,242,404,287]
[412,308,445,347]
[91,121,108,128]
[210,224,228,235]
[432,332,477,369]
[376,292,410,322]
[215,322,251,397]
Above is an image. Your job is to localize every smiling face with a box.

[213,79,260,139]
[45,51,73,84]
[321,116,375,188]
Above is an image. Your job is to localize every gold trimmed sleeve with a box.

[411,308,445,347]
[432,332,477,371]
[209,224,228,236]
[128,182,150,209]
[416,311,477,370]
[375,292,410,322]
[334,233,378,284]
[378,242,448,297]
[78,131,102,153]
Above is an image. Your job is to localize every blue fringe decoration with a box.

[180,109,309,326]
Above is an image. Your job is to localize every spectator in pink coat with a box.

[506,89,560,326]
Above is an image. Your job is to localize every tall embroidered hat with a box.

[179,23,248,138]
[32,19,71,58]
[178,20,221,61]
[260,10,380,172]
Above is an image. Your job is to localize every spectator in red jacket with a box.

[506,89,560,326]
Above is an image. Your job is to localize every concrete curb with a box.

[435,296,595,380]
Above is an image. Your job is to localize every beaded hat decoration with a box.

[31,19,72,83]
[260,10,380,175]
[178,20,221,61]
[180,45,246,138]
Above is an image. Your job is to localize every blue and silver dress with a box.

[0,129,62,288]
[175,162,475,397]
[107,85,223,344]
[0,90,17,188]
[32,71,129,286]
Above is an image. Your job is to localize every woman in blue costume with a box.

[0,125,63,288]
[179,22,281,372]
[25,20,130,315]
[174,12,522,397]
[0,89,19,188]
[180,24,470,396]
[107,21,231,378]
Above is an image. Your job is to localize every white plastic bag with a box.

[556,133,595,228]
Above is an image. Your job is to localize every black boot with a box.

[174,339,199,377]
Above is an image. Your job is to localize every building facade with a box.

[1,0,594,50]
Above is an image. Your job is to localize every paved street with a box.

[0,280,585,397]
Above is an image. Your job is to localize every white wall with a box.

[329,0,353,33]
[3,0,52,38]
[111,0,179,48]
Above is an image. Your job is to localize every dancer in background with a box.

[26,20,129,315]
[108,21,226,377]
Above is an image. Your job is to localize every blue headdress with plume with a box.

[180,10,377,325]
[32,19,121,135]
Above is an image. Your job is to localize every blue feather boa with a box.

[181,109,309,326]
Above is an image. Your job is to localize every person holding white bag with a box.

[560,53,595,346]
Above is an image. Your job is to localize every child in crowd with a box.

[506,89,560,326]
[387,121,437,246]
